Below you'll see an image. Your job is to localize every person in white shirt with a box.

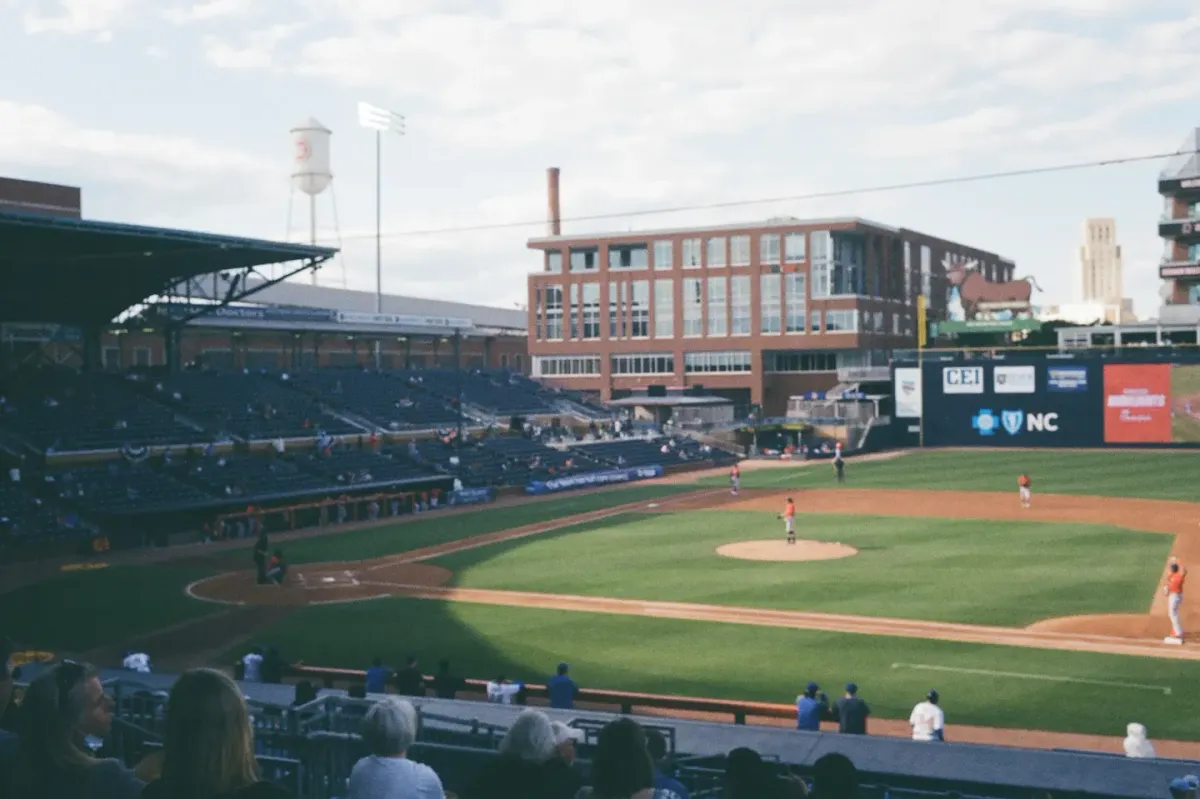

[348,697,445,799]
[241,647,264,683]
[909,690,945,742]
[1124,722,1156,758]
[486,675,524,705]
[122,651,151,674]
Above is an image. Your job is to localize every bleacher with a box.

[0,481,70,548]
[0,369,204,452]
[179,453,334,500]
[282,370,462,430]
[422,436,602,488]
[138,370,359,441]
[12,665,1190,799]
[296,446,437,486]
[409,369,555,416]
[47,461,217,516]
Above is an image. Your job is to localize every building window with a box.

[825,309,858,332]
[568,284,579,339]
[810,231,831,298]
[546,251,563,273]
[707,277,727,337]
[731,235,751,267]
[534,286,544,341]
[545,285,564,340]
[102,346,120,369]
[874,310,883,332]
[682,277,703,337]
[654,280,674,338]
[611,353,674,375]
[810,261,829,298]
[1190,242,1200,261]
[684,351,752,374]
[764,351,838,372]
[631,280,650,338]
[892,313,901,335]
[731,275,751,335]
[653,240,673,270]
[1189,284,1200,305]
[619,282,629,338]
[920,245,932,297]
[570,247,598,273]
[533,355,601,377]
[903,241,912,303]
[760,273,781,334]
[608,283,618,338]
[706,237,726,267]
[760,233,781,265]
[785,273,806,333]
[810,311,822,333]
[609,243,648,270]
[784,233,806,263]
[682,238,702,269]
[582,283,600,339]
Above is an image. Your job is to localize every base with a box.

[1163,636,1184,646]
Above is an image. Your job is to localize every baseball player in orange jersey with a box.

[1018,474,1032,508]
[730,464,740,496]
[780,497,797,544]
[1164,557,1187,643]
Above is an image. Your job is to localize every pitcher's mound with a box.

[717,540,858,562]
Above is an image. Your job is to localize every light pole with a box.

[356,101,405,315]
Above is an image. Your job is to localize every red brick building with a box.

[1158,127,1200,308]
[526,172,1014,416]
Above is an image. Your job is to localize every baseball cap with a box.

[927,689,939,702]
[551,721,584,745]
[806,682,819,693]
[845,683,858,695]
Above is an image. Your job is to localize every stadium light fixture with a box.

[357,102,406,314]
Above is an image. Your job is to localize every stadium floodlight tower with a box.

[357,101,406,314]
[289,118,338,285]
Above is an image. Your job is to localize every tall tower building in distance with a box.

[1080,217,1123,305]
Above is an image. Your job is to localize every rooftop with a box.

[1160,127,1200,182]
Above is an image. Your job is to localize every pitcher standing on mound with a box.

[1018,473,1032,509]
[1165,557,1187,644]
[730,463,740,496]
[781,497,796,544]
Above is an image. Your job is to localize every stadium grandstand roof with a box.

[0,208,336,325]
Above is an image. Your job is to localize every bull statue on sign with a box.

[945,263,1042,319]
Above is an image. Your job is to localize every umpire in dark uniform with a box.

[833,453,846,484]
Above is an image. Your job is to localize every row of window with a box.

[533,276,913,341]
[547,232,810,274]
[531,350,843,376]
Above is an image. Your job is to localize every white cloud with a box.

[162,0,249,25]
[22,0,142,37]
[144,43,168,57]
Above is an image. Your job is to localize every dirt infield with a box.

[716,539,859,562]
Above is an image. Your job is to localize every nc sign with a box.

[972,409,1060,437]
[943,366,984,394]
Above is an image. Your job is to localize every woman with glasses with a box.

[3,659,145,799]
[141,668,290,799]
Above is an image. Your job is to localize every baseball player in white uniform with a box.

[910,690,945,741]
[1164,557,1186,643]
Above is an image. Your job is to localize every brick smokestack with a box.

[546,167,561,236]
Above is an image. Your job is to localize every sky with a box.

[2,0,1199,318]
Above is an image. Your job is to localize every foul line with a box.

[890,663,1172,695]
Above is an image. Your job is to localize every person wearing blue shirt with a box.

[646,729,689,799]
[365,656,391,694]
[797,682,830,731]
[547,662,579,709]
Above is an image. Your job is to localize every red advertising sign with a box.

[1103,364,1172,443]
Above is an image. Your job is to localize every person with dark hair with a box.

[723,748,775,799]
[547,663,579,710]
[4,660,144,798]
[833,683,870,735]
[577,717,655,799]
[644,730,688,799]
[394,655,425,697]
[142,668,291,799]
[365,657,391,694]
[292,681,318,707]
[260,646,285,685]
[910,690,945,742]
[811,753,858,799]
[431,660,464,700]
[796,683,830,731]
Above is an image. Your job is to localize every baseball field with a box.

[4,449,1200,747]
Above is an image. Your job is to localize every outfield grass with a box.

[0,565,219,653]
[431,512,1171,626]
[241,598,1200,740]
[698,450,1200,500]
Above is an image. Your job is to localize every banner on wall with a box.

[1047,366,1088,392]
[942,366,984,394]
[893,367,922,418]
[993,365,1035,394]
[526,465,664,495]
[1103,364,1171,443]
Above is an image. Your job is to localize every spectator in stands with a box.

[486,675,524,705]
[547,663,579,710]
[546,723,584,797]
[723,748,777,799]
[141,668,290,799]
[645,730,689,799]
[796,683,830,731]
[909,690,945,742]
[1124,723,1156,758]
[575,717,655,799]
[292,681,318,707]
[260,646,285,684]
[348,697,444,799]
[465,709,561,799]
[365,657,392,694]
[832,683,869,735]
[431,659,464,700]
[266,549,287,585]
[241,647,264,683]
[810,753,858,799]
[394,655,425,697]
[4,660,144,799]
[122,651,151,674]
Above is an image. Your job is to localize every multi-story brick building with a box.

[1158,128,1200,313]
[526,170,1014,416]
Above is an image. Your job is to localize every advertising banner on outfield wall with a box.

[920,361,1103,447]
[526,465,664,495]
[893,368,922,418]
[1103,363,1200,444]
